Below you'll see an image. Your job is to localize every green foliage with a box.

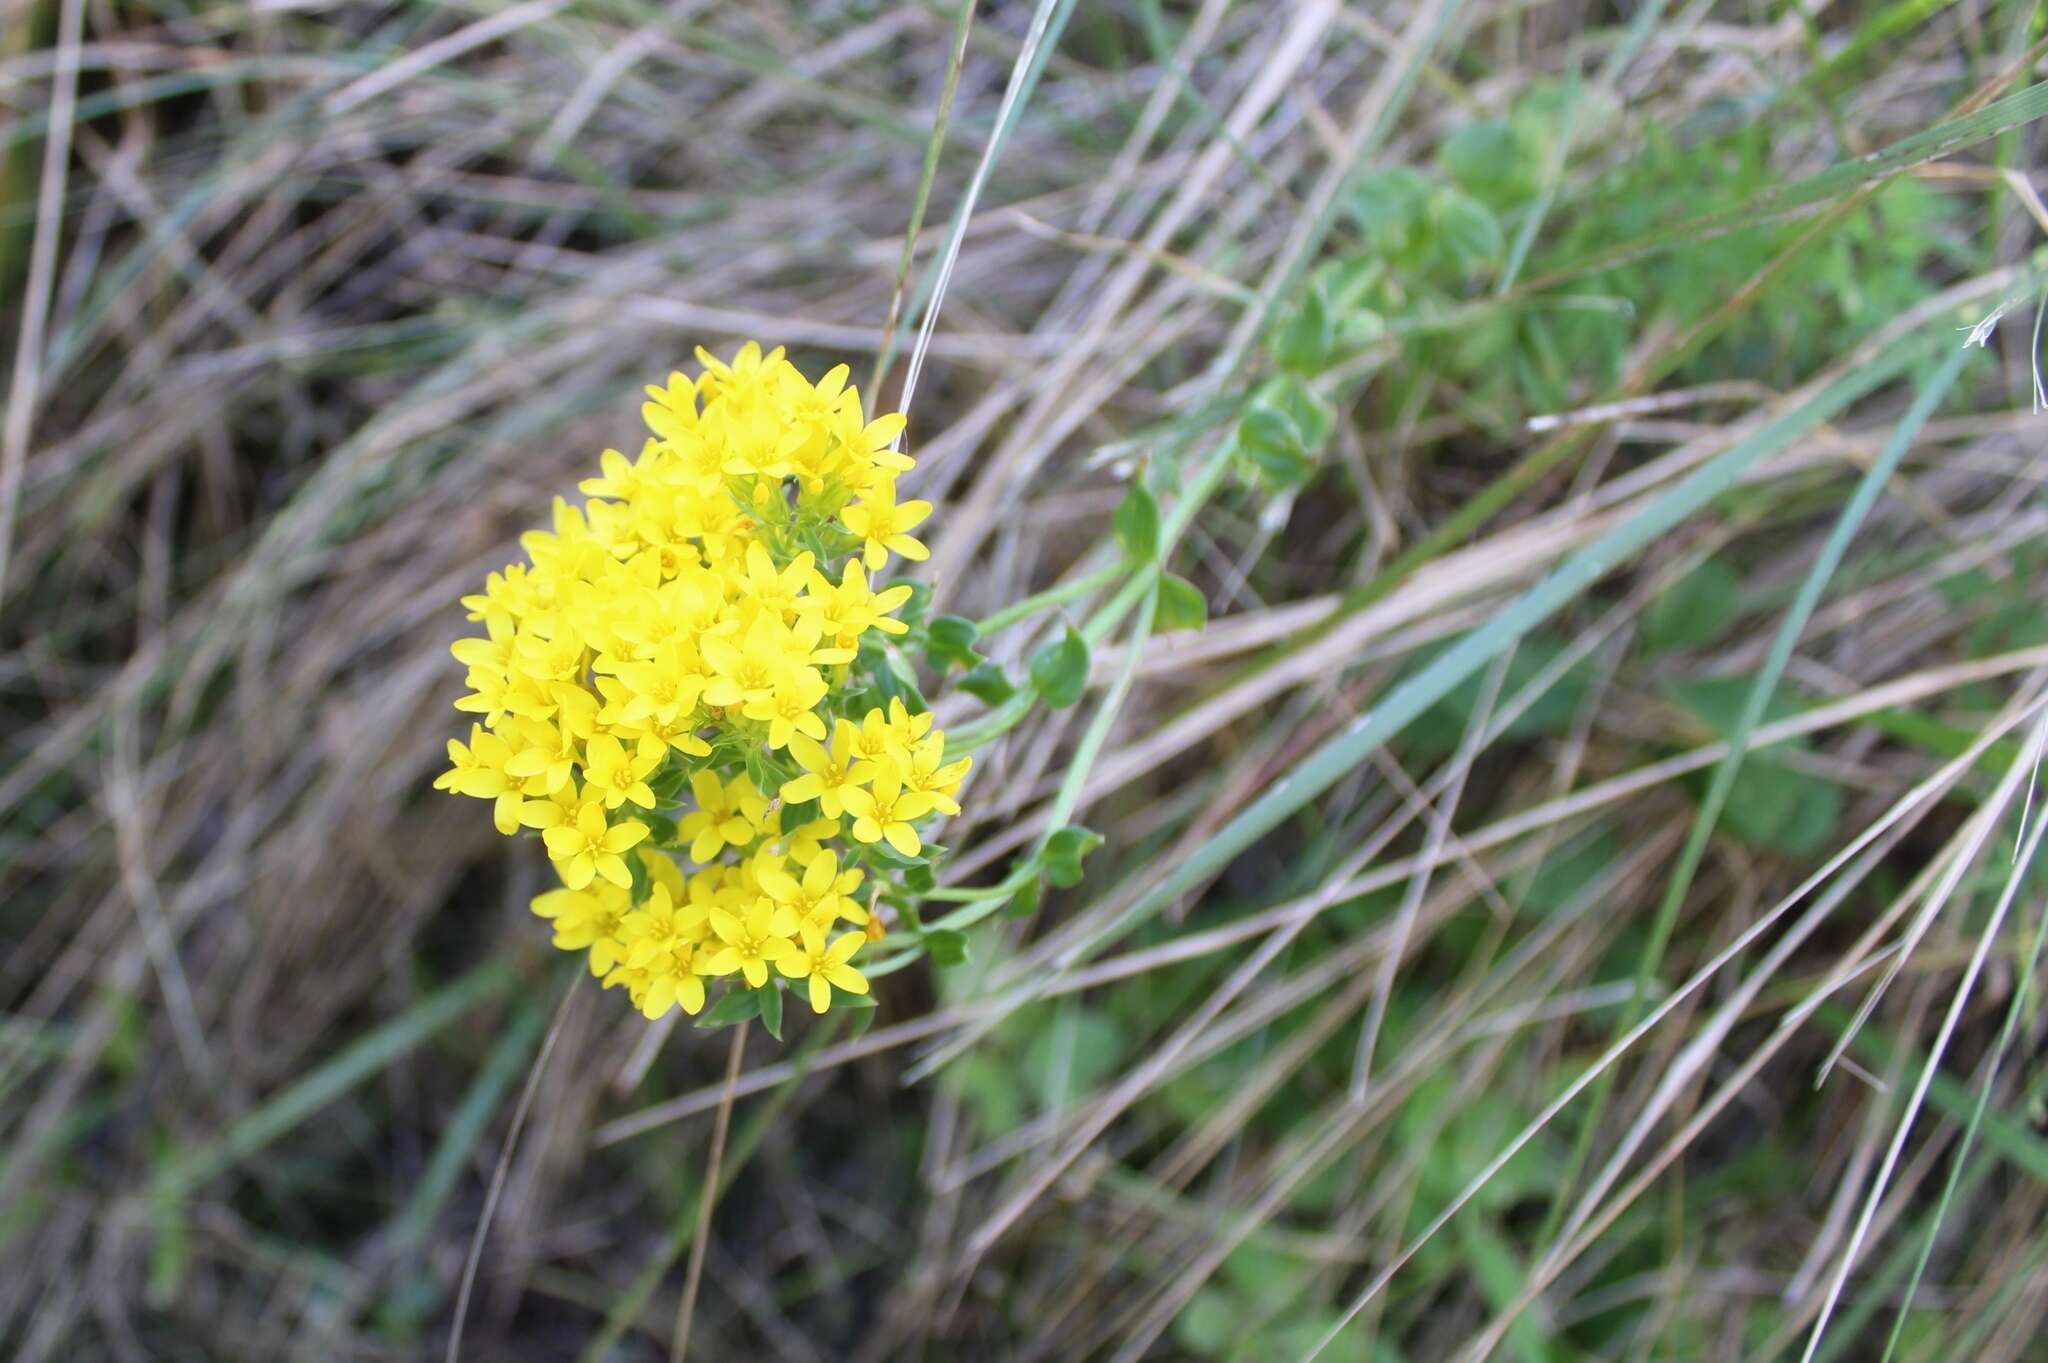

[924,928,969,966]
[1403,631,1590,761]
[696,988,762,1030]
[926,613,985,670]
[958,660,1019,704]
[1157,572,1208,632]
[1644,558,1743,654]
[1171,1243,1385,1363]
[1042,825,1104,888]
[1114,481,1160,560]
[757,978,784,1040]
[1237,400,1313,488]
[1029,623,1091,708]
[1023,1008,1125,1109]
[1666,676,1841,855]
[1279,83,1960,433]
[1272,283,1336,375]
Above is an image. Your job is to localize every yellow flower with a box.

[530,881,632,973]
[613,883,712,1016]
[538,801,648,890]
[842,771,939,858]
[432,720,507,798]
[807,559,913,649]
[776,923,868,1014]
[755,848,865,930]
[837,411,914,475]
[779,721,866,817]
[579,442,658,502]
[435,724,522,833]
[705,900,799,988]
[839,480,932,571]
[778,815,842,870]
[899,737,972,817]
[583,733,664,810]
[678,771,768,863]
[845,704,918,774]
[744,664,830,749]
[735,542,815,623]
[701,613,807,710]
[610,640,707,727]
[640,370,699,444]
[502,711,584,797]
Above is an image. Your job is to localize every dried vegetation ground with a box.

[8,1,2048,1361]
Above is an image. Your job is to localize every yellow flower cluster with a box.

[437,343,968,1020]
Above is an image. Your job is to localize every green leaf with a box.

[957,661,1017,705]
[1238,400,1312,488]
[1043,825,1104,889]
[1644,559,1742,654]
[1432,188,1505,273]
[1439,118,1529,200]
[1029,625,1090,709]
[1666,675,1841,855]
[1338,306,1387,347]
[1723,761,1842,857]
[925,928,968,967]
[895,579,934,630]
[1256,373,1335,450]
[1237,404,1302,458]
[757,981,783,1041]
[743,746,791,798]
[148,1169,190,1305]
[833,989,878,1040]
[1005,873,1045,919]
[1666,674,1808,734]
[1158,573,1208,632]
[649,760,692,801]
[1023,1008,1126,1107]
[626,847,652,905]
[1273,284,1335,374]
[865,640,930,715]
[869,840,929,870]
[695,988,761,1030]
[1114,482,1160,561]
[925,614,984,671]
[1243,1317,1373,1363]
[1174,1288,1241,1357]
[1345,165,1435,269]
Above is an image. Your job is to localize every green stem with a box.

[975,560,1128,636]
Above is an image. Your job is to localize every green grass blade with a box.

[867,0,976,399]
[150,959,516,1198]
[381,995,547,1258]
[1539,343,1973,1257]
[1880,807,2048,1362]
[1054,321,1943,978]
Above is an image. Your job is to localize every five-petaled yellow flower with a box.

[778,923,870,1014]
[537,801,649,890]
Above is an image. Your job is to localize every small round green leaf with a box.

[1029,625,1090,709]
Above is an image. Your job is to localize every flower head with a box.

[440,342,966,1023]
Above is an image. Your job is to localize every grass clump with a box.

[7,3,2048,1362]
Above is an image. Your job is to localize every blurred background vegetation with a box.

[8,1,2048,1360]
